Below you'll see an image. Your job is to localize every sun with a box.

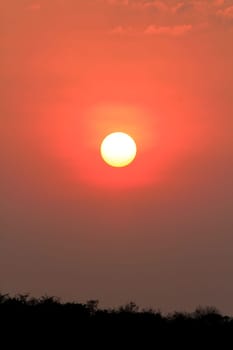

[100,132,137,167]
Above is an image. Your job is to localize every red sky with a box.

[1,0,233,313]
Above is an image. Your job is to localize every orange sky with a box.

[1,0,233,313]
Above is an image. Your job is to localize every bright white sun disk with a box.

[100,132,137,167]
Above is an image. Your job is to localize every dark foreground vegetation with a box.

[1,293,233,345]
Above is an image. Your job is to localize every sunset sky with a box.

[1,0,233,313]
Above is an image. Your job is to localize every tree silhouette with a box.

[1,291,233,346]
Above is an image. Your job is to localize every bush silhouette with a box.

[1,292,233,345]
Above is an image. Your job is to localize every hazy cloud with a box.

[109,23,193,36]
[103,0,232,36]
[134,1,168,11]
[172,1,194,14]
[103,0,228,13]
[144,24,193,36]
[217,5,233,19]
[109,25,134,34]
[105,0,129,5]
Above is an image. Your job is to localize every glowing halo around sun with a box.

[100,132,137,167]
